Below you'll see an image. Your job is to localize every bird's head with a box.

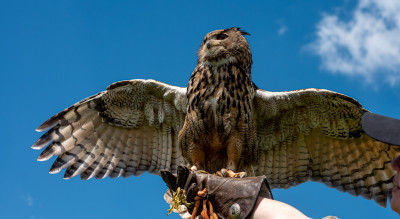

[197,27,252,70]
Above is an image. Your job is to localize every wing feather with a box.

[253,88,400,207]
[33,79,187,180]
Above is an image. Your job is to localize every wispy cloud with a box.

[277,19,288,36]
[278,25,287,36]
[308,0,400,86]
[22,194,33,207]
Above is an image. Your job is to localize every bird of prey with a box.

[32,27,400,207]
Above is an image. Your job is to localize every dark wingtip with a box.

[36,92,104,132]
[37,143,55,161]
[49,157,66,174]
[32,128,55,149]
[63,166,75,179]
[36,110,69,132]
[36,118,59,132]
[80,173,90,180]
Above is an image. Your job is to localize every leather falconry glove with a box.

[161,166,273,219]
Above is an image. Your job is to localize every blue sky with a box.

[1,1,400,218]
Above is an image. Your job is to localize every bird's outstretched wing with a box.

[32,79,187,180]
[253,88,400,207]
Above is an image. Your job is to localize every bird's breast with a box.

[187,64,254,131]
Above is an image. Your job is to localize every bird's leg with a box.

[190,143,206,172]
[217,136,247,178]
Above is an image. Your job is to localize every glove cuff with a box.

[199,174,273,219]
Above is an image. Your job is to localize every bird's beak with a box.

[205,40,220,50]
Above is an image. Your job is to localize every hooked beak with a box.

[206,41,211,49]
[205,40,220,50]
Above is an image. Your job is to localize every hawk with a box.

[33,27,400,207]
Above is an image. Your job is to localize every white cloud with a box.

[278,25,287,36]
[309,0,400,86]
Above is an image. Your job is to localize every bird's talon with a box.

[190,165,198,171]
[221,168,228,177]
[216,168,247,178]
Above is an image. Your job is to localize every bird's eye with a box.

[216,34,228,40]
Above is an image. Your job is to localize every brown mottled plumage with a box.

[33,27,400,207]
[179,27,257,174]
